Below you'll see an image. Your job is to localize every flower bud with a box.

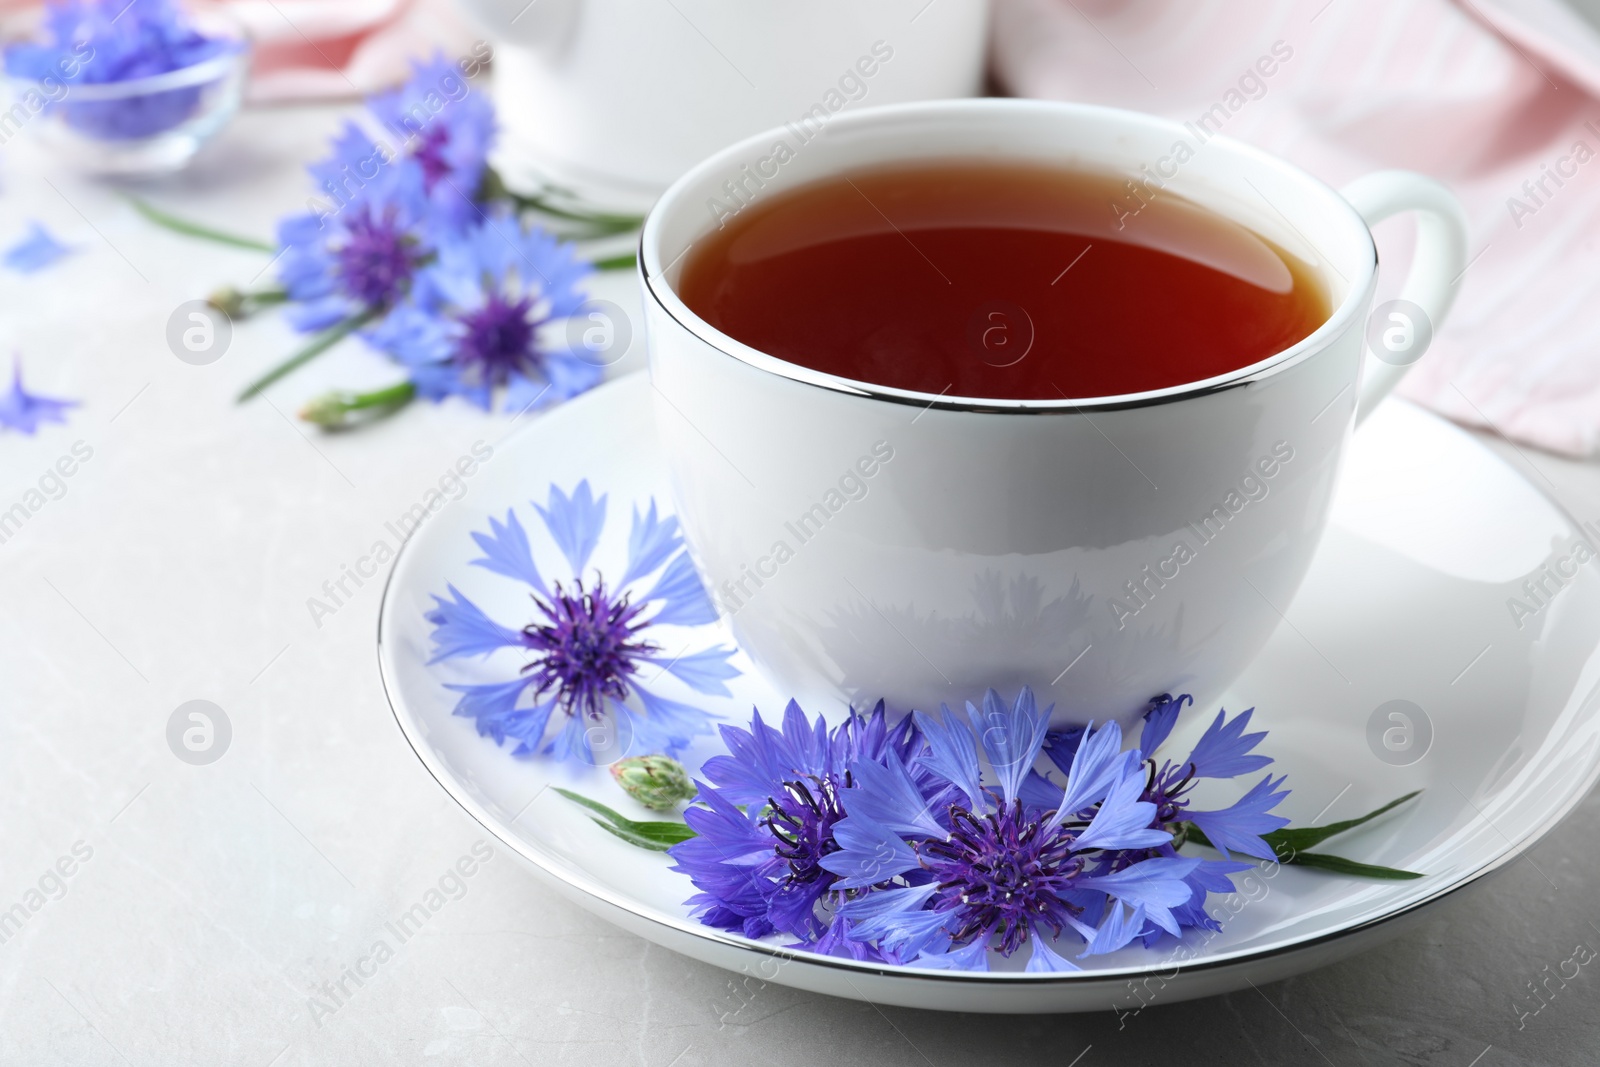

[207,286,246,318]
[610,755,694,811]
[298,391,352,428]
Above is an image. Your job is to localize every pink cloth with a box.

[215,0,475,103]
[993,0,1600,455]
[0,0,475,102]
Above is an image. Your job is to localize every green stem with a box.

[127,196,277,253]
[482,168,645,235]
[209,284,289,319]
[1178,791,1426,880]
[300,380,416,428]
[589,251,637,272]
[504,190,643,230]
[236,308,379,402]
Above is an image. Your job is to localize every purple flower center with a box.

[521,577,658,721]
[764,774,850,887]
[454,291,541,385]
[920,801,1085,956]
[334,205,419,308]
[412,124,453,191]
[1144,760,1197,827]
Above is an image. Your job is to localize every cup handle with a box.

[1338,171,1469,426]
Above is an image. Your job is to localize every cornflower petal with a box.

[1139,693,1191,755]
[914,706,985,810]
[1080,902,1148,958]
[535,480,606,574]
[700,707,801,806]
[673,702,928,945]
[1041,724,1086,779]
[367,52,497,228]
[641,552,719,627]
[912,937,990,971]
[780,698,829,777]
[1073,770,1171,852]
[285,295,353,332]
[536,355,605,407]
[644,645,739,697]
[836,883,945,956]
[1185,707,1273,780]
[1077,856,1201,936]
[468,508,547,593]
[620,501,683,586]
[1028,936,1085,972]
[503,700,558,757]
[425,584,526,660]
[443,677,539,743]
[1159,857,1253,938]
[1051,720,1140,832]
[676,785,770,863]
[1018,768,1066,815]
[544,705,594,761]
[971,687,1049,806]
[1187,773,1291,860]
[817,815,920,889]
[501,369,559,416]
[840,751,945,838]
[812,912,888,963]
[4,222,72,273]
[628,687,718,753]
[0,357,76,435]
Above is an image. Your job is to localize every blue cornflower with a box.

[3,223,74,274]
[426,481,736,763]
[366,214,598,412]
[667,700,926,952]
[1041,694,1288,939]
[368,52,497,231]
[4,0,242,139]
[0,357,76,434]
[822,689,1200,971]
[277,45,497,334]
[1119,694,1291,862]
[276,127,436,333]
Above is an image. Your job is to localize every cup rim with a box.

[640,98,1379,414]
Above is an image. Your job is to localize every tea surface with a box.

[678,161,1329,400]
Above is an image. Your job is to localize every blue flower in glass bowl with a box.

[425,480,738,764]
[3,0,248,174]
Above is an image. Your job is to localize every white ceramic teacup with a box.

[640,99,1468,728]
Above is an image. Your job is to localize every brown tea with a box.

[678,161,1329,400]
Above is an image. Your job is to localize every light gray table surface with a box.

[2,104,1597,1067]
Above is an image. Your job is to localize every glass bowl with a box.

[4,9,249,176]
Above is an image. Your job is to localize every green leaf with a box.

[554,788,696,851]
[127,196,277,253]
[1281,851,1423,880]
[591,820,674,852]
[589,251,636,272]
[1262,790,1423,855]
[1179,791,1425,880]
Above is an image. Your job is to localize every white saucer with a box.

[376,372,1600,1014]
